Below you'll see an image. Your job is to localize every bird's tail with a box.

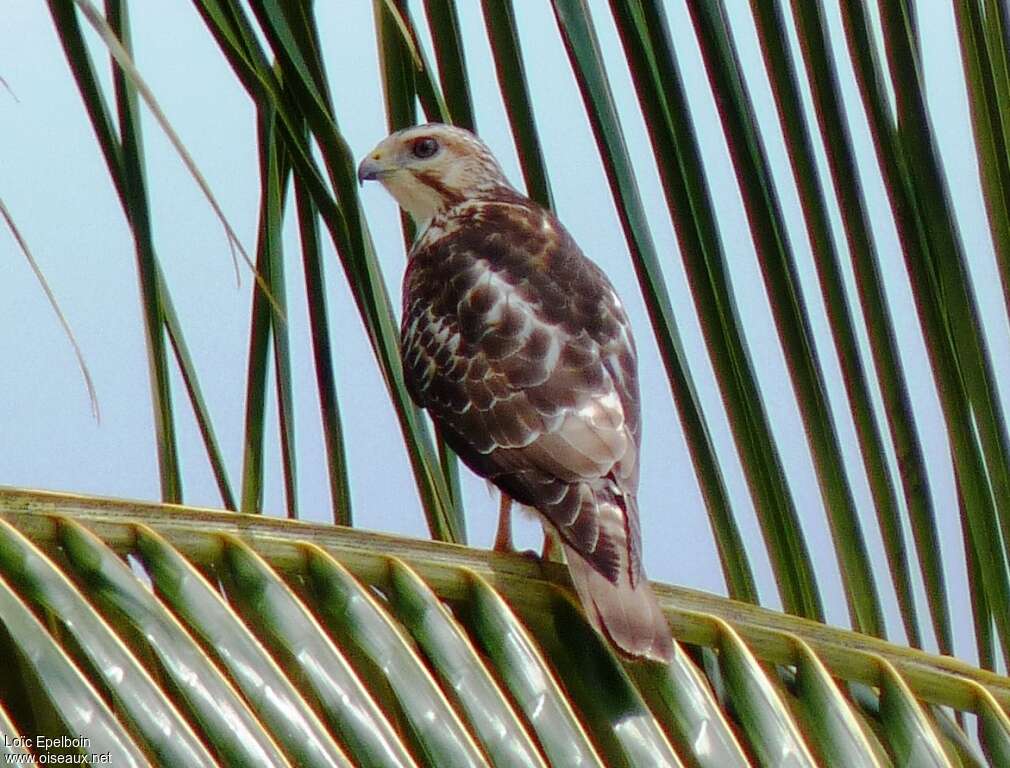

[561,539,673,663]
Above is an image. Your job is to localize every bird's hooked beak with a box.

[357,152,391,186]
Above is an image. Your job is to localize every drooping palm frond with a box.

[1,490,1008,767]
[46,0,238,509]
[16,0,1010,760]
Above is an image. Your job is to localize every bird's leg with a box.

[493,492,514,552]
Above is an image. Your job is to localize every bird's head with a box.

[358,123,512,226]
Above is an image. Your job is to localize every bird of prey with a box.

[359,123,672,663]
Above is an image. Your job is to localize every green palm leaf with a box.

[11,0,1010,763]
[1,491,1008,766]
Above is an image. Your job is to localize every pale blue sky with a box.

[1,2,1003,666]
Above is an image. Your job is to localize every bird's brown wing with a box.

[401,201,641,584]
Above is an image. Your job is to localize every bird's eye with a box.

[412,138,439,159]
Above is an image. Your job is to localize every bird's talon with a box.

[491,543,538,562]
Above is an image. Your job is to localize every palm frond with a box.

[17,2,1010,761]
[1,491,1008,766]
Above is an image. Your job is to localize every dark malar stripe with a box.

[411,170,466,206]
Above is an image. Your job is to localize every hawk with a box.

[359,123,672,663]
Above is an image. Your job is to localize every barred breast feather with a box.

[400,197,672,662]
